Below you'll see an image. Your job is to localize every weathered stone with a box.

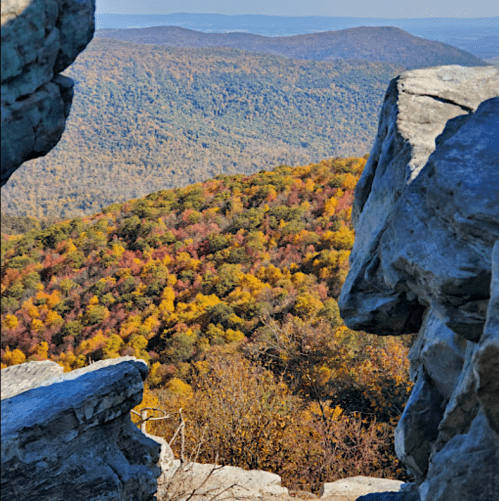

[474,240,499,434]
[356,490,419,501]
[340,66,499,337]
[394,368,445,480]
[1,358,162,501]
[410,309,466,400]
[419,411,499,501]
[339,66,499,501]
[1,359,64,400]
[320,476,403,499]
[160,460,289,500]
[434,342,480,449]
[1,0,95,186]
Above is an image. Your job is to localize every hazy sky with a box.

[96,0,498,18]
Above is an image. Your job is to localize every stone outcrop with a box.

[159,459,289,500]
[339,65,499,501]
[320,477,403,500]
[1,0,95,186]
[1,357,162,501]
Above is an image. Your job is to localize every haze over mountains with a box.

[96,13,499,60]
[95,26,486,69]
[0,24,491,222]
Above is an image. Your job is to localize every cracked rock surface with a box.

[1,0,95,186]
[1,357,162,501]
[339,65,499,501]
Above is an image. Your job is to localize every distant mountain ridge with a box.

[95,25,487,69]
[1,39,403,220]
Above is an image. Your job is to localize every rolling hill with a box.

[1,38,403,220]
[1,157,413,490]
[95,25,487,69]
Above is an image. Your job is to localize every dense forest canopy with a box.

[1,38,404,221]
[1,157,414,490]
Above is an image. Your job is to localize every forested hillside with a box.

[95,25,487,69]
[1,157,414,491]
[1,38,403,220]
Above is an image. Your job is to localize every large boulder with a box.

[1,357,162,501]
[1,0,95,186]
[338,65,499,501]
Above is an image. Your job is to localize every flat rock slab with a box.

[160,460,289,500]
[320,477,403,500]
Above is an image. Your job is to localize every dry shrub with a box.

[149,348,410,494]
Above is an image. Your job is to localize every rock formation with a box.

[1,357,163,501]
[319,477,404,500]
[339,65,499,501]
[160,460,289,500]
[1,0,95,186]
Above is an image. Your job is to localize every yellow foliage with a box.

[131,384,162,432]
[3,314,19,329]
[225,329,245,343]
[30,341,49,359]
[302,178,314,192]
[31,318,44,332]
[103,334,124,358]
[323,196,339,217]
[147,361,163,387]
[195,293,221,311]
[323,225,355,250]
[294,294,324,318]
[3,347,26,366]
[142,315,159,336]
[88,295,99,307]
[117,267,132,278]
[176,251,191,263]
[341,173,357,191]
[76,331,107,355]
[238,273,270,295]
[166,378,194,398]
[112,242,125,257]
[45,310,64,327]
[257,264,283,285]
[23,300,40,319]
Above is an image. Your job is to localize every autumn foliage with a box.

[1,156,414,491]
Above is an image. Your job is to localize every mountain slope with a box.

[1,157,412,489]
[95,25,487,69]
[1,38,403,220]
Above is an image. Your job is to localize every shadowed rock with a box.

[1,0,95,186]
[1,357,162,501]
[339,65,499,501]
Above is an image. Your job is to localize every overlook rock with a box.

[1,357,162,501]
[339,65,499,500]
[1,0,95,186]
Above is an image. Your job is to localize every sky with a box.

[96,0,498,18]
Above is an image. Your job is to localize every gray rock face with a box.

[1,357,162,501]
[338,65,499,501]
[1,0,95,186]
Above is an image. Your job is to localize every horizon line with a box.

[96,13,499,20]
